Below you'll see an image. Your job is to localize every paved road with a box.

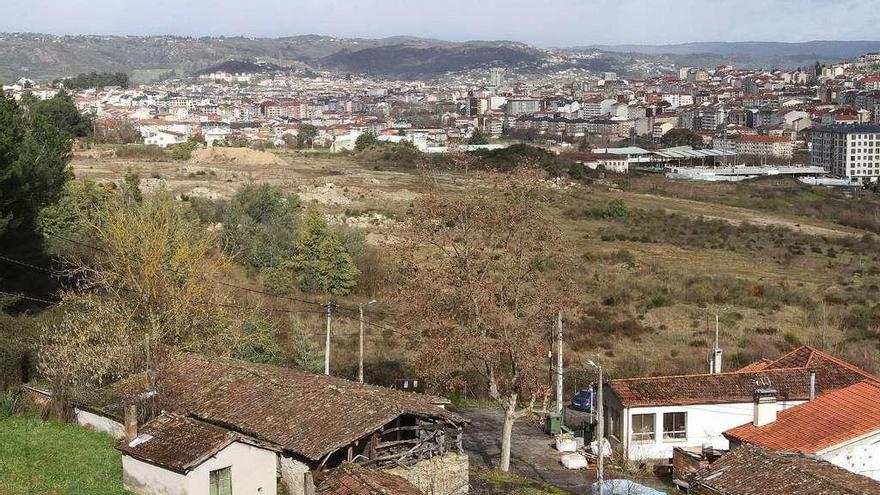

[454,407,595,494]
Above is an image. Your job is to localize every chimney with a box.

[753,388,778,427]
[124,404,138,442]
[809,369,816,400]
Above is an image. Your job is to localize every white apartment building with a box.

[811,124,880,183]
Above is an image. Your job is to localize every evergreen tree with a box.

[287,207,359,296]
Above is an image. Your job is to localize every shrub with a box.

[114,144,170,161]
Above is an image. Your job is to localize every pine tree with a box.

[288,207,359,296]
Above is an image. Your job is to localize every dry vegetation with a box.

[65,147,880,391]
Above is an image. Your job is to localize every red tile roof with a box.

[607,347,877,408]
[317,463,423,495]
[687,445,880,495]
[95,353,465,462]
[116,412,276,473]
[736,359,773,372]
[724,380,880,453]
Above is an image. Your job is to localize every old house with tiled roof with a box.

[602,346,878,461]
[686,445,880,495]
[39,352,469,495]
[724,380,880,481]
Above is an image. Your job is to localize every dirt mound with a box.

[189,147,287,166]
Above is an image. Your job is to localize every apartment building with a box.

[811,124,880,183]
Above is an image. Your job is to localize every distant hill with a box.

[194,60,283,76]
[583,40,880,59]
[0,33,543,82]
[319,42,541,78]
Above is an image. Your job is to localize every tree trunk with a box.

[499,394,517,472]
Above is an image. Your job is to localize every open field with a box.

[0,416,127,495]
[66,148,880,383]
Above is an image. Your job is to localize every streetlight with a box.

[358,300,378,383]
[588,359,604,495]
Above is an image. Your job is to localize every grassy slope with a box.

[0,416,126,495]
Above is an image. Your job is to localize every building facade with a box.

[811,124,880,183]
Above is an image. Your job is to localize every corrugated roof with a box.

[724,380,880,453]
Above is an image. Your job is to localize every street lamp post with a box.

[588,359,604,495]
[358,300,377,383]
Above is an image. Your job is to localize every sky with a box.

[4,0,879,46]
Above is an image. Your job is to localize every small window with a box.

[210,467,232,495]
[631,413,655,443]
[663,412,687,440]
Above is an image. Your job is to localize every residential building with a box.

[35,353,469,495]
[601,346,877,461]
[811,124,880,182]
[725,380,880,481]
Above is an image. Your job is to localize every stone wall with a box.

[383,452,469,495]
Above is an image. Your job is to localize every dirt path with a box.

[455,407,593,493]
[592,190,862,239]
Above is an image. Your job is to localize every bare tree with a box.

[393,173,573,471]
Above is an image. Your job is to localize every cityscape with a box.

[2,2,880,495]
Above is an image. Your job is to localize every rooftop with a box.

[813,124,880,134]
[687,445,880,495]
[607,346,877,408]
[316,463,423,495]
[91,352,465,462]
[116,412,276,473]
[724,380,880,453]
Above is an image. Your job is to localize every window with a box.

[663,412,687,440]
[210,467,232,495]
[631,414,655,443]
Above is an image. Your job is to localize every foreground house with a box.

[686,444,880,495]
[32,353,468,495]
[602,346,878,461]
[724,379,880,481]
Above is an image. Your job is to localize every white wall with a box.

[123,456,188,495]
[822,430,880,481]
[75,408,124,439]
[123,441,277,495]
[623,401,804,461]
[279,456,313,495]
[186,441,277,495]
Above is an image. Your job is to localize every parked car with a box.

[570,389,593,411]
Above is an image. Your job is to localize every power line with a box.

[0,289,58,305]
[0,254,65,276]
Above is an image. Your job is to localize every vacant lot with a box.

[66,148,880,381]
[0,416,127,495]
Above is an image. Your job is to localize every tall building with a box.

[811,124,880,183]
[489,68,505,88]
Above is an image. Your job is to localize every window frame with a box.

[630,413,656,443]
[662,411,687,441]
[209,466,232,495]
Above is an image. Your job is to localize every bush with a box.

[169,141,198,161]
[114,144,170,161]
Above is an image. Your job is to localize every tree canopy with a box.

[284,207,360,296]
[660,128,704,149]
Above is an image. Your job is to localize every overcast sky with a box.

[4,0,879,46]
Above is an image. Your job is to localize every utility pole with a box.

[358,300,377,384]
[556,310,564,415]
[324,300,334,375]
[589,359,604,495]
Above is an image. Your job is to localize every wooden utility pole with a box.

[556,310,564,415]
[358,300,377,384]
[597,363,604,495]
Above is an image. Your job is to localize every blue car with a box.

[570,389,594,411]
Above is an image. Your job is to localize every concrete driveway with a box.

[454,407,595,494]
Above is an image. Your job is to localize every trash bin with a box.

[545,413,562,435]
[582,420,594,442]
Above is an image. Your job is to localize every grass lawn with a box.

[0,415,127,495]
[470,466,573,495]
